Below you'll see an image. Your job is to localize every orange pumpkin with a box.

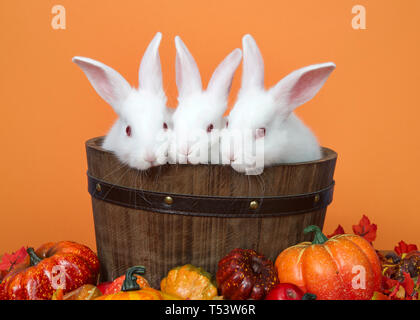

[161,264,218,300]
[0,241,100,300]
[275,225,382,300]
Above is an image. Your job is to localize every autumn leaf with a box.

[394,241,418,256]
[0,246,28,274]
[52,288,64,300]
[382,275,399,291]
[327,225,345,238]
[352,215,377,243]
[371,291,389,300]
[401,272,415,297]
[385,272,417,300]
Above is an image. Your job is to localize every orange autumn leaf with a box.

[372,291,389,300]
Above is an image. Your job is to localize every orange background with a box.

[0,0,419,254]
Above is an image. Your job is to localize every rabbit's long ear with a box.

[241,34,264,90]
[269,62,336,114]
[175,36,202,98]
[139,32,164,94]
[207,48,242,102]
[73,56,131,113]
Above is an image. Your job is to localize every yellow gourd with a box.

[161,264,218,300]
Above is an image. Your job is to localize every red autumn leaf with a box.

[388,282,401,299]
[352,215,377,243]
[394,241,418,256]
[383,276,399,291]
[0,246,28,274]
[385,272,416,300]
[401,272,415,297]
[327,225,345,238]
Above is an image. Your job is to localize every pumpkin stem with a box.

[27,247,42,266]
[302,293,317,300]
[304,225,329,245]
[121,266,146,292]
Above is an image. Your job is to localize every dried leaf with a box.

[383,276,399,291]
[394,241,418,256]
[327,225,345,238]
[371,291,389,300]
[51,288,64,300]
[0,246,27,274]
[395,285,406,299]
[352,215,377,243]
[401,272,415,297]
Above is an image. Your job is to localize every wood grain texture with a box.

[86,137,337,287]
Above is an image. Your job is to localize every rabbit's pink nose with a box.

[144,153,157,163]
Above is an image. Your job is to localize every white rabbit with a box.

[221,34,335,174]
[73,32,172,171]
[169,36,242,165]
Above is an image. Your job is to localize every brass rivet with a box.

[249,200,259,210]
[164,196,173,205]
[314,194,320,203]
[96,183,102,192]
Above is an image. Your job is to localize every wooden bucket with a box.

[86,136,337,288]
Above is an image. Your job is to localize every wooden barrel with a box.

[86,136,337,288]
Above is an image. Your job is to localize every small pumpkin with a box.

[96,286,164,300]
[0,241,100,300]
[52,284,102,300]
[96,266,178,300]
[161,264,218,300]
[216,248,279,300]
[275,225,382,300]
[101,266,150,295]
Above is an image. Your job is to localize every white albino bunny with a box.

[221,34,336,174]
[73,32,172,170]
[169,36,242,165]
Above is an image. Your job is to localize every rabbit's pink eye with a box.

[226,121,229,128]
[207,124,214,133]
[163,122,168,130]
[256,127,266,139]
[126,126,132,137]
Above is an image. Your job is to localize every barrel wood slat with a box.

[86,137,337,287]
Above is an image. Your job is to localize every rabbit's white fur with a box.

[169,36,242,164]
[221,34,335,173]
[73,32,171,171]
